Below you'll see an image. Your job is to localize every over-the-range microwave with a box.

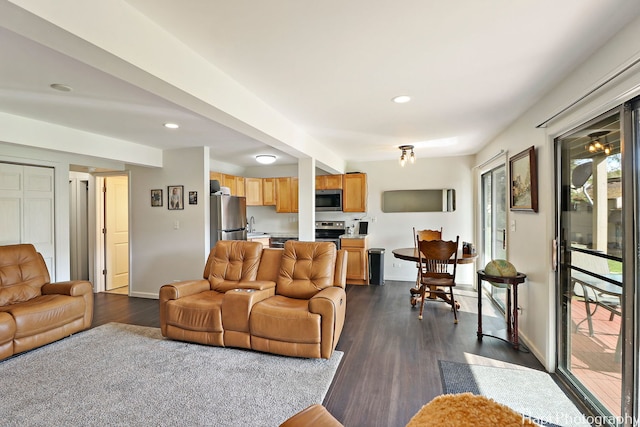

[316,189,343,211]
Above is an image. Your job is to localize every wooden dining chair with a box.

[415,236,460,323]
[411,227,443,291]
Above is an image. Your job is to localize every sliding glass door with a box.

[556,106,635,425]
[481,165,507,309]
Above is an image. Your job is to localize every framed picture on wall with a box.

[168,185,184,210]
[509,146,538,212]
[189,191,197,205]
[151,189,163,207]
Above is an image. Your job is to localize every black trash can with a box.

[368,248,385,285]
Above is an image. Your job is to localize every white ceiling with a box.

[2,0,640,169]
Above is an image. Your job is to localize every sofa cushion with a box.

[0,244,49,306]
[250,295,321,343]
[165,290,224,332]
[277,241,336,299]
[207,241,263,292]
[4,294,84,338]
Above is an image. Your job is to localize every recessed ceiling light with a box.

[50,83,73,92]
[163,123,179,129]
[255,154,277,164]
[392,95,411,104]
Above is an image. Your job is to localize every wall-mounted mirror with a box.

[381,189,456,212]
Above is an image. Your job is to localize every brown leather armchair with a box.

[160,240,273,347]
[250,240,347,359]
[0,243,93,360]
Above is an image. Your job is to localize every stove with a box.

[315,221,345,249]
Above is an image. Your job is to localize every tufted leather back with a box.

[277,241,336,299]
[205,240,263,292]
[0,243,49,306]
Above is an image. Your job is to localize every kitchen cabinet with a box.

[343,173,367,212]
[316,174,343,190]
[262,178,276,206]
[245,178,262,205]
[222,174,236,194]
[341,236,369,285]
[235,176,245,197]
[275,177,298,213]
[248,236,270,248]
[210,171,223,186]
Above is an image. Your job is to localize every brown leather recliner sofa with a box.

[160,240,347,359]
[0,244,94,361]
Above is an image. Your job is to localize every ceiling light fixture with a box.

[255,154,277,164]
[392,95,411,104]
[50,83,73,92]
[585,131,612,155]
[398,145,416,167]
[164,123,180,129]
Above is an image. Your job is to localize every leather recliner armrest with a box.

[42,281,93,296]
[159,279,210,300]
[309,287,347,358]
[234,280,276,291]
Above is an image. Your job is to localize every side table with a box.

[477,269,527,350]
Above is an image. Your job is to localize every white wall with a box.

[474,14,640,370]
[347,158,475,285]
[129,147,210,298]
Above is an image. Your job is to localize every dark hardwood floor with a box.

[92,281,549,427]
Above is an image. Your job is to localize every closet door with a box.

[0,163,55,276]
[0,163,23,246]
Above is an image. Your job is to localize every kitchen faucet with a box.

[248,216,255,233]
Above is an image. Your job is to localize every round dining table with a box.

[392,247,478,308]
[391,247,477,264]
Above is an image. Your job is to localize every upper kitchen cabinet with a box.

[210,171,245,197]
[275,177,298,213]
[316,174,343,190]
[262,178,276,206]
[245,178,263,206]
[343,173,367,212]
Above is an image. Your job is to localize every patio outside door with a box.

[481,165,507,309]
[556,110,625,423]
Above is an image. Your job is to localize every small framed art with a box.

[168,185,184,210]
[189,191,198,205]
[509,146,538,212]
[151,189,163,207]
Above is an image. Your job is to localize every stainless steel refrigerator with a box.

[210,194,247,247]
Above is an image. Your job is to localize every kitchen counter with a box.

[340,234,368,239]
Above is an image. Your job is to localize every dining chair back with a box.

[411,227,443,290]
[416,236,460,323]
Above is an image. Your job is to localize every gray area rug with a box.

[439,360,590,427]
[1,323,343,426]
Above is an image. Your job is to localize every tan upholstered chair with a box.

[280,404,343,427]
[160,240,268,346]
[250,240,347,359]
[0,243,93,360]
[415,236,460,323]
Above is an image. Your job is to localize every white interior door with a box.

[105,175,129,290]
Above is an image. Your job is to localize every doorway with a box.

[99,174,130,295]
[556,109,626,422]
[480,164,508,310]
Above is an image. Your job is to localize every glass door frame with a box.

[480,163,507,311]
[554,102,637,425]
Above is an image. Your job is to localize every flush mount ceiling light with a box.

[49,83,73,92]
[586,131,612,155]
[163,123,180,129]
[255,154,277,164]
[398,145,416,167]
[392,95,411,104]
